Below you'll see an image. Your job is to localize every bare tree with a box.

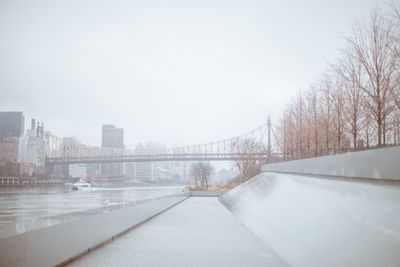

[279,109,295,160]
[319,77,334,154]
[292,92,306,158]
[389,3,400,112]
[232,138,265,183]
[278,106,299,161]
[336,53,365,150]
[305,85,320,156]
[190,162,213,189]
[362,107,376,148]
[190,163,200,186]
[345,8,397,146]
[331,74,346,152]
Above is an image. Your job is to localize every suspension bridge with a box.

[45,118,282,165]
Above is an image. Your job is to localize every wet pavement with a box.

[0,186,184,238]
[68,197,289,267]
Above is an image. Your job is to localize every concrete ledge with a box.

[188,191,224,197]
[262,146,400,180]
[0,194,188,267]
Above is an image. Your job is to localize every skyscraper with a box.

[101,124,124,177]
[0,112,24,176]
[0,112,25,139]
[102,125,124,148]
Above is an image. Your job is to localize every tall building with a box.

[0,112,24,140]
[101,124,124,177]
[102,124,124,148]
[0,112,24,176]
[18,119,46,176]
[134,142,167,182]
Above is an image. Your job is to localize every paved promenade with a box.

[68,197,288,267]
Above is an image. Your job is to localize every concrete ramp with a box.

[220,172,400,267]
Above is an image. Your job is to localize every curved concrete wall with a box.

[262,146,400,180]
[220,172,400,267]
[0,194,188,267]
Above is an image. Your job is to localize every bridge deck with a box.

[67,197,288,267]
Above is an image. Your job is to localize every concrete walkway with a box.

[68,197,288,267]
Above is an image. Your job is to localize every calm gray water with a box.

[0,186,184,226]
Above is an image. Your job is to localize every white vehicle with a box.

[72,180,92,190]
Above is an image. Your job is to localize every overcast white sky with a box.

[0,0,391,148]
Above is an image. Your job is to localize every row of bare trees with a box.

[278,5,400,160]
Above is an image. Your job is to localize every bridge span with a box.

[45,119,281,165]
[45,152,281,165]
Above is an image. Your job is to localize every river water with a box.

[0,186,184,226]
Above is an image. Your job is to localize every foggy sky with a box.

[0,0,390,148]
